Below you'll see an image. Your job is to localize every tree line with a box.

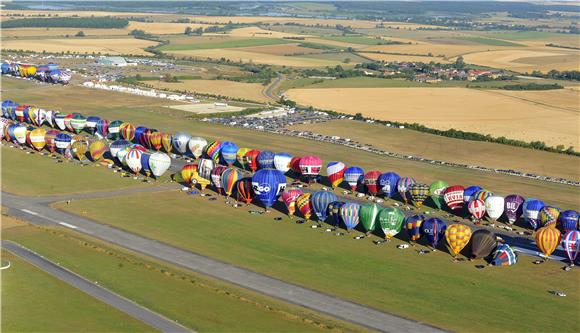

[2,16,129,29]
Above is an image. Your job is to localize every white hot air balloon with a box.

[149,152,171,178]
[485,195,505,221]
[274,152,293,173]
[198,158,215,180]
[125,148,143,174]
[188,136,207,159]
[13,124,27,144]
[172,132,191,155]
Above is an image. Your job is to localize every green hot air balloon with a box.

[429,180,449,210]
[359,203,380,234]
[378,207,405,240]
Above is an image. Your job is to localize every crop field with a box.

[222,26,311,39]
[158,37,291,51]
[2,37,157,55]
[455,36,524,47]
[360,43,513,59]
[184,16,381,29]
[3,217,359,332]
[285,87,580,149]
[357,52,448,63]
[154,79,270,102]
[462,47,580,72]
[237,43,325,56]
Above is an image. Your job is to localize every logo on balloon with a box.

[254,183,271,193]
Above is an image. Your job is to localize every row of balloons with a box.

[1,61,71,84]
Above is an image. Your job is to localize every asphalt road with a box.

[262,74,285,101]
[3,191,443,333]
[2,240,192,333]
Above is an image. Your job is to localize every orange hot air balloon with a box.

[161,133,173,153]
[150,131,163,151]
[180,163,198,187]
[89,140,108,161]
[445,224,472,257]
[534,226,561,258]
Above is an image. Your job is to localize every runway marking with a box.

[20,209,39,216]
[58,222,79,229]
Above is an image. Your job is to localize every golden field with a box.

[361,43,512,58]
[238,43,324,56]
[358,52,448,63]
[1,37,157,55]
[1,27,128,37]
[155,79,270,102]
[462,47,580,72]
[285,87,580,149]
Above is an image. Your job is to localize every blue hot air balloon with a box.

[251,169,287,209]
[463,186,482,203]
[311,191,338,222]
[523,198,545,230]
[109,139,130,160]
[339,202,360,231]
[328,201,346,227]
[1,63,9,74]
[491,244,518,266]
[378,172,400,198]
[220,141,239,166]
[140,153,151,173]
[134,126,148,144]
[559,210,579,233]
[405,214,425,243]
[55,133,72,155]
[422,218,447,249]
[85,116,101,135]
[257,151,275,170]
[344,166,364,191]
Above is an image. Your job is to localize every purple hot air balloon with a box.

[559,210,579,233]
[504,194,525,225]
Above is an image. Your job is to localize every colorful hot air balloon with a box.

[236,177,254,205]
[107,120,122,140]
[359,203,380,233]
[173,132,191,155]
[504,195,525,225]
[378,172,400,198]
[463,186,482,203]
[290,156,301,176]
[311,191,338,222]
[13,124,26,145]
[221,168,240,197]
[378,207,404,240]
[109,139,130,161]
[535,226,561,258]
[89,140,108,161]
[95,119,109,138]
[470,229,497,259]
[429,180,448,210]
[485,196,505,221]
[559,210,579,233]
[64,113,75,132]
[71,140,88,161]
[204,140,222,163]
[443,185,465,212]
[162,133,173,153]
[149,152,171,178]
[117,147,130,166]
[44,130,59,153]
[257,151,275,170]
[120,123,136,142]
[140,129,155,148]
[55,133,71,154]
[188,137,207,159]
[134,126,148,145]
[468,199,486,221]
[149,131,163,151]
[245,149,261,172]
[198,158,215,180]
[298,155,322,183]
[126,148,143,175]
[523,199,545,230]
[562,231,580,265]
[296,193,312,220]
[29,128,46,151]
[251,169,286,209]
[405,215,424,243]
[472,190,493,203]
[220,142,239,167]
[85,116,100,135]
[326,161,346,189]
[491,244,518,267]
[445,224,472,257]
[211,165,228,195]
[180,164,198,186]
[328,201,346,228]
[363,171,382,196]
[339,203,360,231]
[54,113,66,131]
[282,189,303,217]
[409,183,429,207]
[236,148,250,169]
[539,206,560,228]
[344,166,364,191]
[273,153,293,174]
[397,177,416,203]
[422,218,447,249]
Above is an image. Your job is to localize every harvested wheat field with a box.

[361,43,511,58]
[238,43,324,56]
[2,38,157,55]
[285,87,580,149]
[358,52,448,63]
[155,79,270,103]
[462,48,580,72]
[222,26,309,39]
[186,16,380,28]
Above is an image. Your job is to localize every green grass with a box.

[55,191,580,333]
[158,38,291,51]
[456,36,523,47]
[3,222,363,332]
[1,251,157,333]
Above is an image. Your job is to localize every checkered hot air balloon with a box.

[443,185,465,212]
[491,244,518,267]
[409,183,429,207]
[445,224,472,257]
[539,206,560,228]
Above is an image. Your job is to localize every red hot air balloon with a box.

[298,155,322,183]
[290,156,302,176]
[245,149,260,172]
[150,131,163,151]
[236,177,254,205]
[443,185,465,212]
[363,171,382,196]
[468,199,486,221]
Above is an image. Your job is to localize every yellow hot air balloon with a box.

[534,226,561,258]
[192,170,210,192]
[180,164,198,187]
[29,128,46,151]
[89,140,108,161]
[236,147,250,169]
[161,133,173,153]
[71,140,88,161]
[445,224,472,257]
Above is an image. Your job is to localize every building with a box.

[97,56,128,67]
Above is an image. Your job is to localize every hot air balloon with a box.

[378,172,400,198]
[236,147,250,169]
[107,120,122,140]
[44,130,59,153]
[140,129,154,148]
[422,218,446,249]
[409,183,429,207]
[221,168,240,197]
[326,161,346,189]
[311,191,338,222]
[251,169,286,210]
[523,199,545,230]
[192,170,210,192]
[485,196,505,221]
[562,231,580,266]
[198,158,215,180]
[378,207,404,240]
[257,150,275,170]
[89,140,108,161]
[85,116,100,135]
[470,230,497,259]
[211,165,228,195]
[15,105,27,123]
[559,210,579,233]
[204,140,222,163]
[504,195,525,225]
[535,226,561,258]
[13,124,26,145]
[242,149,259,172]
[429,180,448,210]
[356,203,378,234]
[472,190,493,203]
[109,139,130,161]
[220,142,239,167]
[296,193,312,220]
[172,132,191,155]
[134,126,148,145]
[149,131,163,151]
[63,113,75,132]
[491,244,518,267]
[149,152,171,178]
[299,155,322,183]
[69,114,86,134]
[363,171,382,196]
[120,123,136,142]
[344,166,364,191]
[55,133,72,155]
[274,152,293,174]
[1,63,9,74]
[290,156,301,176]
[539,206,560,228]
[71,140,88,161]
[339,203,360,232]
[32,108,46,127]
[126,148,143,175]
[445,224,472,257]
[282,189,303,217]
[328,201,345,228]
[463,186,482,203]
[29,128,46,151]
[45,110,57,128]
[161,133,173,153]
[236,177,254,205]
[188,137,207,159]
[397,177,416,203]
[468,199,486,221]
[405,215,424,243]
[443,185,465,212]
[180,164,198,186]
[54,113,66,131]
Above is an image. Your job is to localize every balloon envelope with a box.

[339,203,360,231]
[326,161,346,189]
[282,189,303,216]
[236,177,254,204]
[363,171,382,196]
[539,206,560,228]
[559,210,579,233]
[470,229,497,259]
[409,183,429,207]
[251,169,286,208]
[359,203,380,232]
[310,191,338,221]
[485,195,505,221]
[344,166,364,191]
[443,185,465,212]
[397,177,416,203]
[257,151,275,170]
[491,244,518,266]
[296,193,313,220]
[378,172,400,198]
[422,218,446,248]
[378,207,404,239]
[221,168,240,196]
[274,153,293,173]
[126,148,143,174]
[405,215,424,243]
[468,199,486,220]
[523,199,545,230]
[504,194,525,224]
[220,141,239,166]
[445,224,472,256]
[149,152,171,178]
[535,226,561,257]
[172,132,191,154]
[463,186,482,203]
[562,231,580,263]
[429,180,448,210]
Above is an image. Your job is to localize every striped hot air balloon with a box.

[562,231,580,266]
[126,148,143,175]
[339,202,360,231]
[161,133,173,153]
[29,128,46,151]
[296,193,313,220]
[468,199,486,221]
[44,130,59,153]
[180,164,198,186]
[397,177,416,203]
[282,188,303,217]
[409,183,429,207]
[236,177,254,205]
[220,168,240,197]
[326,161,346,189]
[443,185,465,212]
[149,131,163,151]
[89,140,108,161]
[491,244,518,267]
[120,123,136,142]
[535,226,561,258]
[211,165,228,195]
[422,218,447,249]
[311,191,338,222]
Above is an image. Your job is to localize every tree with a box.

[75,31,85,37]
[184,26,192,35]
[455,55,465,69]
[193,27,204,36]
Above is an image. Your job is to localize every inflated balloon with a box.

[220,142,239,167]
[363,171,382,196]
[236,177,254,204]
[535,226,561,258]
[29,128,46,151]
[257,151,275,170]
[134,126,148,145]
[344,166,364,191]
[296,193,312,220]
[181,163,198,186]
[472,190,493,203]
[204,140,222,163]
[140,129,154,148]
[245,149,261,172]
[13,124,26,144]
[89,140,108,161]
[422,218,446,249]
[298,155,322,183]
[539,206,560,228]
[125,148,143,174]
[378,207,404,240]
[108,120,122,140]
[45,110,57,127]
[198,158,215,180]
[559,210,579,233]
[339,203,360,231]
[378,172,400,198]
[71,140,88,160]
[162,133,173,153]
[445,224,472,257]
[44,130,59,153]
[311,191,338,221]
[326,161,346,189]
[491,244,518,266]
[359,203,380,233]
[172,132,191,154]
[140,153,151,175]
[211,165,228,195]
[485,195,505,221]
[251,169,286,209]
[86,116,100,135]
[405,215,425,243]
[282,189,303,217]
[188,137,207,159]
[192,171,210,191]
[221,168,240,196]
[120,123,136,142]
[15,105,26,122]
[463,186,482,203]
[409,183,429,207]
[443,185,465,212]
[468,199,486,221]
[328,201,346,227]
[96,119,109,138]
[397,177,416,203]
[71,134,87,146]
[523,199,545,230]
[149,152,171,178]
[429,180,448,210]
[117,147,130,166]
[273,152,293,174]
[149,131,163,151]
[290,156,301,175]
[562,231,580,265]
[470,229,497,259]
[236,147,250,169]
[54,113,66,131]
[504,194,525,224]
[63,113,75,132]
[109,139,130,160]
[32,108,46,127]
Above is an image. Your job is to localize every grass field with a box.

[285,87,580,149]
[159,37,291,51]
[154,79,270,102]
[2,217,360,332]
[2,37,157,55]
[357,52,448,63]
[54,190,580,333]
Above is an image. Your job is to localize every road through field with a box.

[2,240,192,333]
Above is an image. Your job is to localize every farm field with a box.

[285,87,580,149]
[54,190,580,333]
[289,119,580,181]
[2,217,359,332]
[154,79,270,103]
[2,37,157,55]
[357,52,448,63]
[462,47,580,72]
[158,37,291,51]
[238,43,325,56]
